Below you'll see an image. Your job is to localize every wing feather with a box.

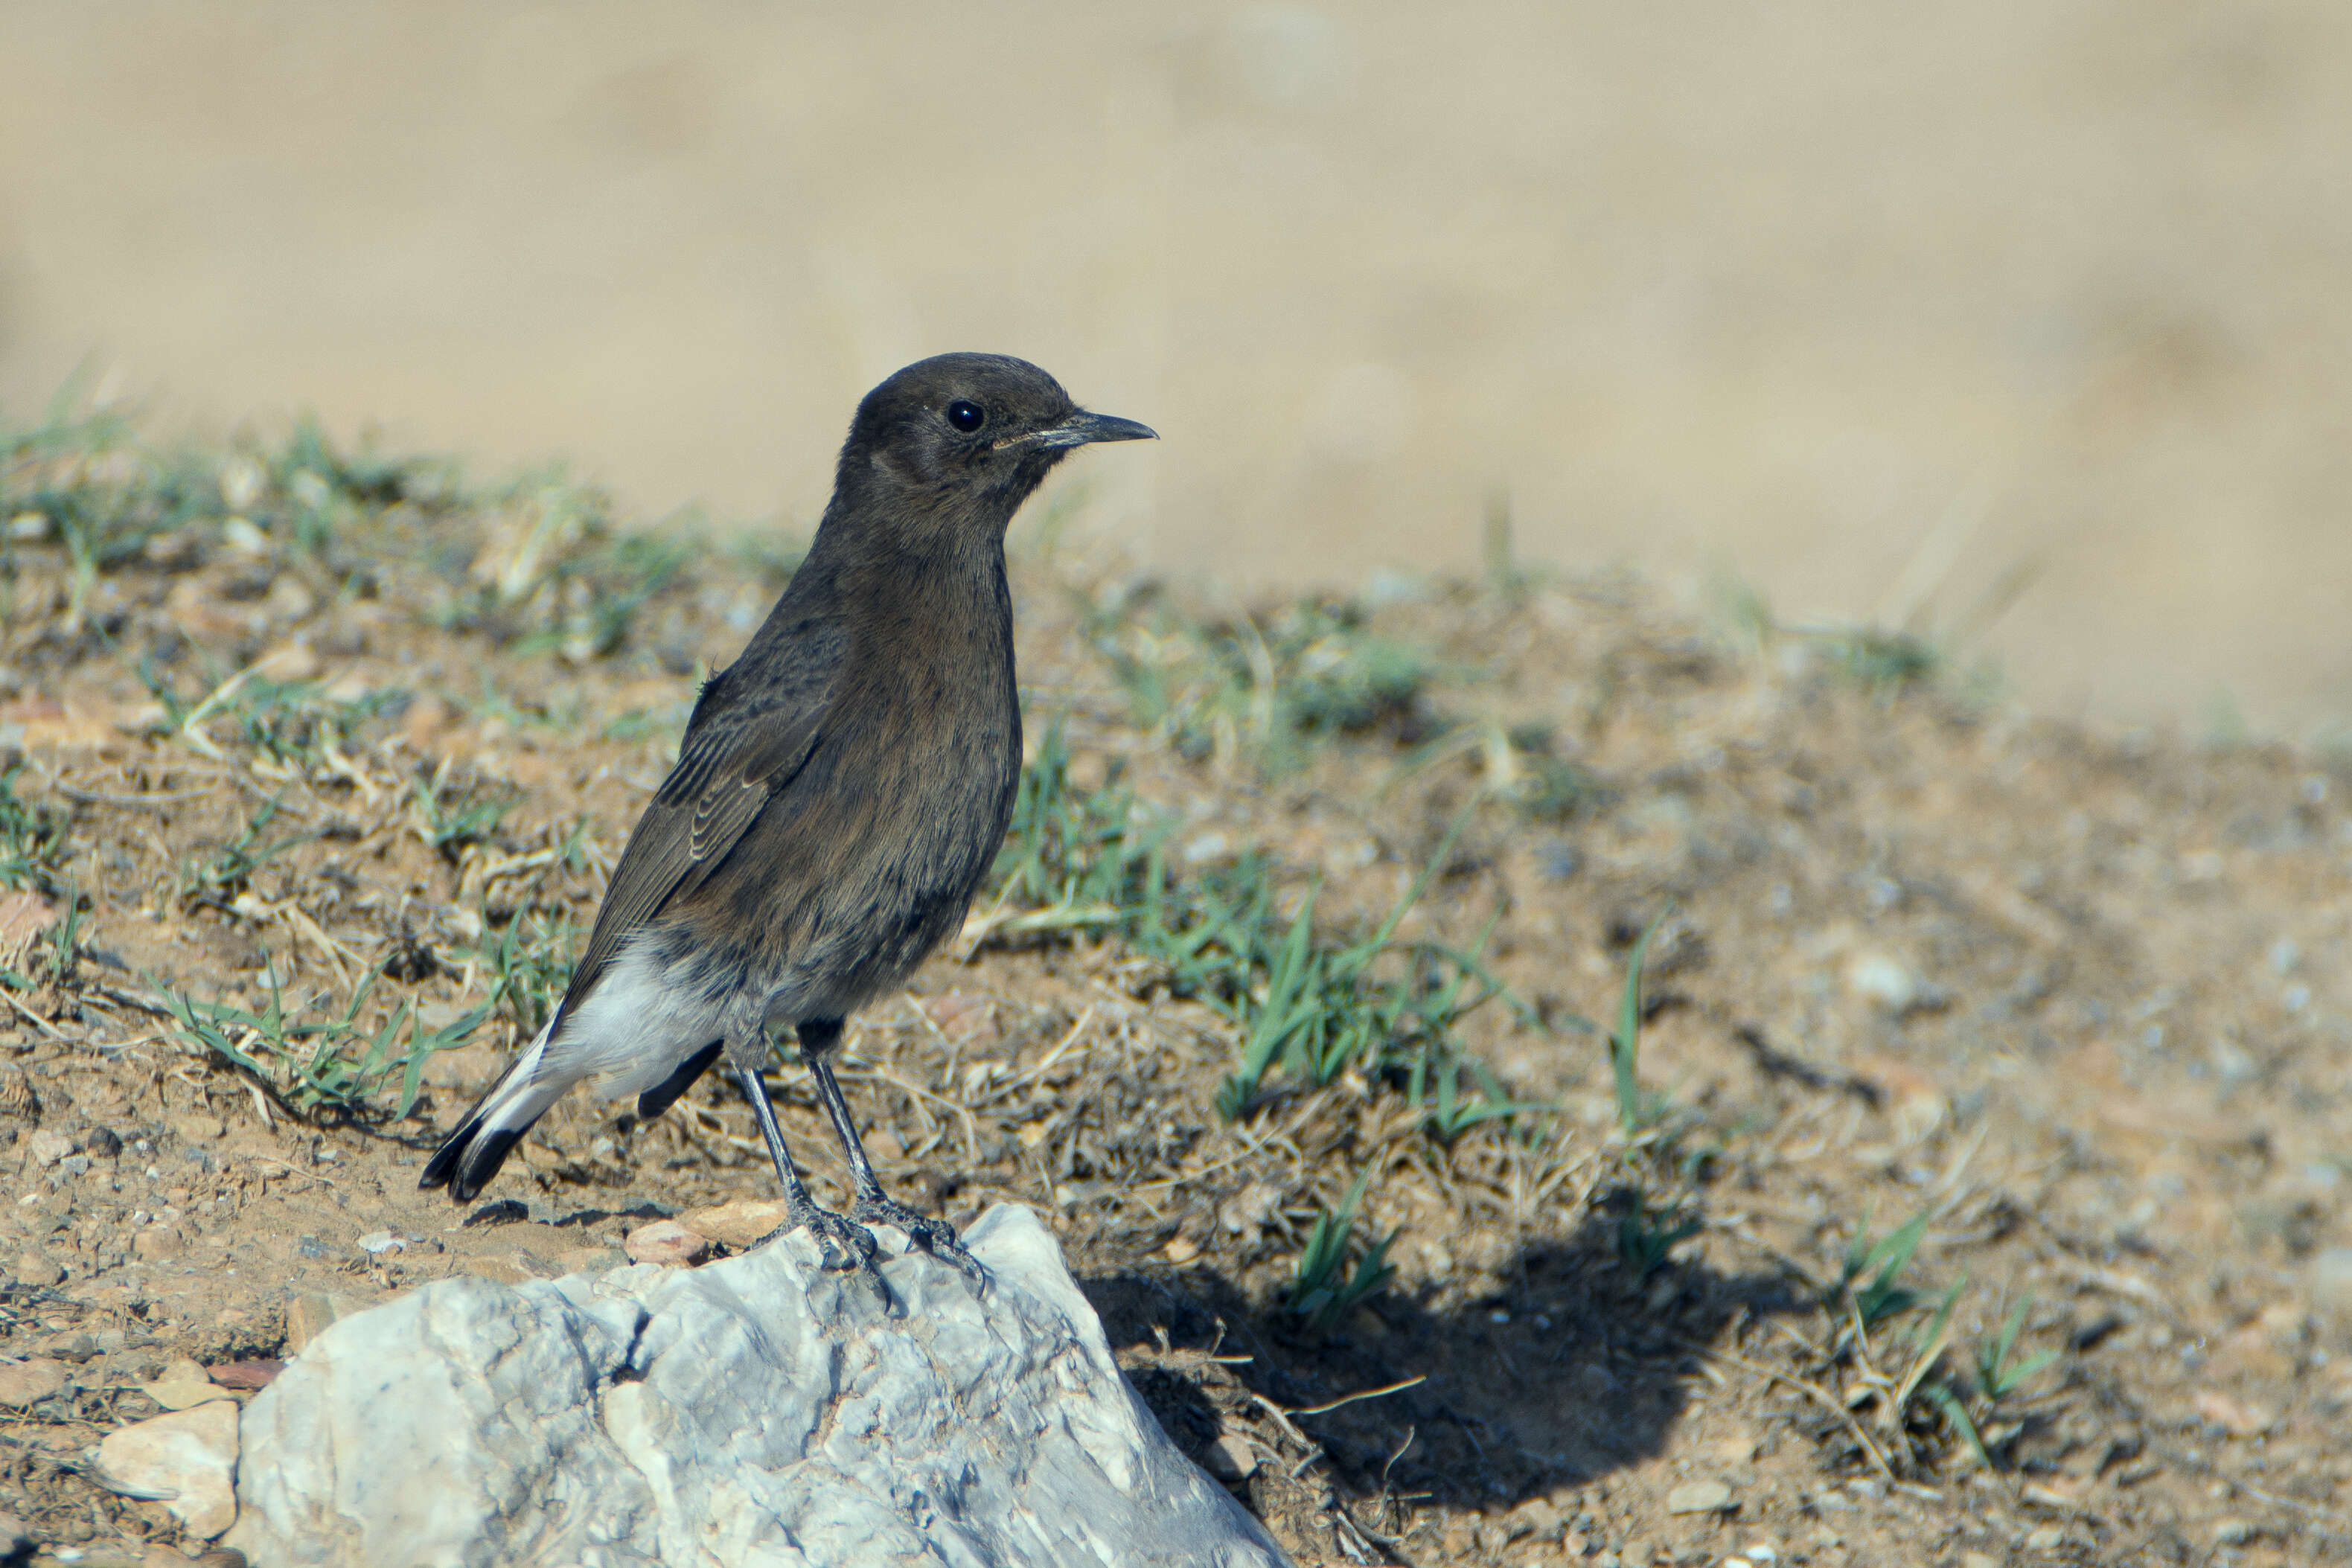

[556,620,844,1011]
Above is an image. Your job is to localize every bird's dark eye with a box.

[945,400,985,433]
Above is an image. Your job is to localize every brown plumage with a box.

[420,353,1154,1270]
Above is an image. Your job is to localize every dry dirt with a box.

[0,433,2348,1568]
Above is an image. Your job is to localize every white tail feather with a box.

[466,1011,566,1134]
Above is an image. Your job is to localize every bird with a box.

[419,353,1155,1270]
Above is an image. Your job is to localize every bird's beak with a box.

[1034,410,1158,449]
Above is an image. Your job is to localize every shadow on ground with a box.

[1083,1185,1809,1522]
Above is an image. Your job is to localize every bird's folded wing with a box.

[557,627,843,1011]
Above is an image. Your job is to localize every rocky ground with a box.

[0,417,2347,1566]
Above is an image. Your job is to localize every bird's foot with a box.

[851,1194,985,1283]
[755,1199,879,1273]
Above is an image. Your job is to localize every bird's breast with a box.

[691,593,1020,962]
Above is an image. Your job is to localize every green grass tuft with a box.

[0,762,68,895]
[1616,1187,1702,1277]
[1287,1166,1399,1331]
[478,909,579,1037]
[985,724,1550,1132]
[411,762,516,859]
[161,970,488,1120]
[1832,1205,1933,1330]
[176,797,315,912]
[1605,912,1671,1134]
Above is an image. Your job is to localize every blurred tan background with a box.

[2,2,2347,731]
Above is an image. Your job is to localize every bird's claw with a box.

[851,1195,986,1283]
[757,1203,879,1272]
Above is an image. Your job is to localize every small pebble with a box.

[142,1357,234,1411]
[1202,1432,1257,1481]
[2308,1247,2352,1325]
[208,1359,285,1391]
[1180,832,1229,865]
[357,1230,406,1255]
[624,1220,712,1268]
[2193,1389,2275,1437]
[671,1198,787,1249]
[132,1226,185,1261]
[1666,1479,1733,1515]
[85,1127,122,1159]
[170,1114,226,1145]
[1845,952,1920,1014]
[0,1358,69,1407]
[1508,1497,1562,1540]
[544,1244,625,1276]
[2022,1524,2065,1552]
[1217,1183,1281,1237]
[95,1401,241,1538]
[25,1129,72,1168]
[220,516,270,555]
[261,583,318,629]
[13,1251,65,1287]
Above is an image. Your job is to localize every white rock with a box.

[229,1204,1291,1567]
[96,1401,240,1538]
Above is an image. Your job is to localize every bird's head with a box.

[834,353,1155,531]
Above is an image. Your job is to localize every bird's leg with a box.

[728,1027,875,1271]
[799,1018,983,1278]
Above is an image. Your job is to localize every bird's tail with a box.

[418,1012,569,1202]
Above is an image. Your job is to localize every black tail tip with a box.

[449,1127,523,1203]
[419,1121,522,1203]
[418,1133,466,1192]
